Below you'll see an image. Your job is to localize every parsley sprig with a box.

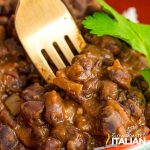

[83,0,150,87]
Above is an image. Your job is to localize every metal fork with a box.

[15,0,86,83]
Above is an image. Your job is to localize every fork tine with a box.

[27,50,55,82]
[68,32,87,53]
[44,44,66,69]
[20,37,56,82]
[57,38,74,64]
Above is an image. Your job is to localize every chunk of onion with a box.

[5,94,24,116]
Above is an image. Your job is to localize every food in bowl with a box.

[0,0,150,150]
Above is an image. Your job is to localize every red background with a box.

[105,0,150,24]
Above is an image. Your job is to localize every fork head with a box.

[15,0,87,83]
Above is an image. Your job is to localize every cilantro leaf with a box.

[141,68,150,87]
[83,13,147,56]
[83,0,150,87]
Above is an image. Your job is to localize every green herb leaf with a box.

[83,0,150,87]
[141,68,150,87]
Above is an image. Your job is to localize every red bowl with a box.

[105,0,150,24]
